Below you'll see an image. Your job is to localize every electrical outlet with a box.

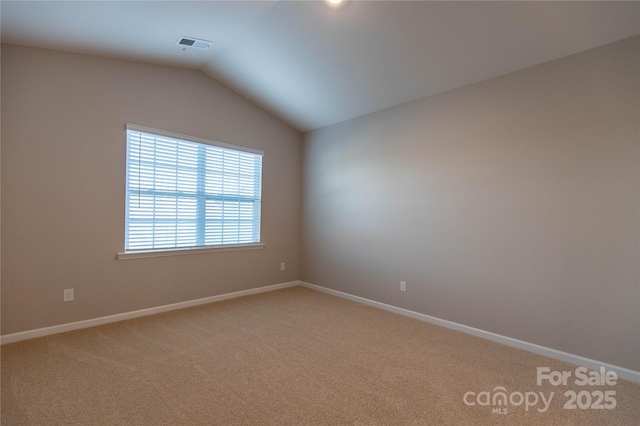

[280,262,286,271]
[400,281,407,292]
[63,288,74,302]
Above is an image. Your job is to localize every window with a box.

[122,124,263,257]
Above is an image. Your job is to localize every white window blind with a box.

[125,125,263,252]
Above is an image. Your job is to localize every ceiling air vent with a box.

[176,37,211,49]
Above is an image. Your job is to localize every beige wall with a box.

[302,37,640,371]
[1,45,301,334]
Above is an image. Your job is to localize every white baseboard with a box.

[0,281,299,345]
[300,281,640,384]
[4,280,638,384]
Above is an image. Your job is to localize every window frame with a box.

[117,124,265,260]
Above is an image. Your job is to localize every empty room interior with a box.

[1,1,639,424]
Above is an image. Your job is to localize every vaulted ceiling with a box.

[2,1,638,131]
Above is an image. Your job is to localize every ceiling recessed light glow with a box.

[326,0,346,8]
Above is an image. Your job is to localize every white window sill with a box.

[117,243,265,260]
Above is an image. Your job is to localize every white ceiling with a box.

[2,1,639,132]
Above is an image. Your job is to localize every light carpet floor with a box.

[1,286,638,425]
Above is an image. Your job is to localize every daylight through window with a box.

[125,124,263,252]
